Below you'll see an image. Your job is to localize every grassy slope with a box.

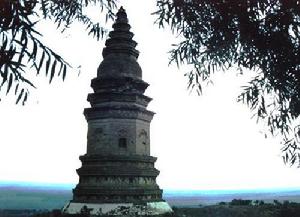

[173,205,278,217]
[1,204,300,217]
[173,204,300,217]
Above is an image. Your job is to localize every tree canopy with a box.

[1,0,299,166]
[154,0,300,166]
[0,0,116,104]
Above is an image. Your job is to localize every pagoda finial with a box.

[97,6,141,79]
[115,6,128,24]
[101,6,138,59]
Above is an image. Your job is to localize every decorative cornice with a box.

[91,77,149,93]
[84,106,155,122]
[87,92,152,108]
[80,154,157,163]
[77,167,160,177]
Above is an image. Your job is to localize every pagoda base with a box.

[62,201,173,216]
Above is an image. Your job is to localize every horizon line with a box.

[1,180,300,193]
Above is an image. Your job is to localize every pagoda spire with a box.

[115,6,128,23]
[98,7,141,79]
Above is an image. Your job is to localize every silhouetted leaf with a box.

[22,91,28,105]
[49,60,57,83]
[16,88,24,104]
[6,73,13,94]
[62,64,67,81]
[1,64,8,87]
[31,40,38,60]
[37,51,45,74]
[15,83,19,95]
[45,57,50,76]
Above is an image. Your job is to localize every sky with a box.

[1,0,300,191]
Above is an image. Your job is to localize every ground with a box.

[2,201,300,217]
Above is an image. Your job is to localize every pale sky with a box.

[1,0,300,191]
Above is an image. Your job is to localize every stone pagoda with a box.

[63,7,172,216]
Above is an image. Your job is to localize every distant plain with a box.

[1,182,300,210]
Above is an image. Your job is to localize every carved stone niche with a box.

[138,129,149,155]
[139,129,148,145]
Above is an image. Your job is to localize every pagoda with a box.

[63,7,172,216]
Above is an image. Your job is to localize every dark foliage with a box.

[0,0,116,104]
[154,0,300,166]
[173,201,300,217]
[280,203,300,217]
[230,199,253,206]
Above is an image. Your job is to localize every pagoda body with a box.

[63,7,172,216]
